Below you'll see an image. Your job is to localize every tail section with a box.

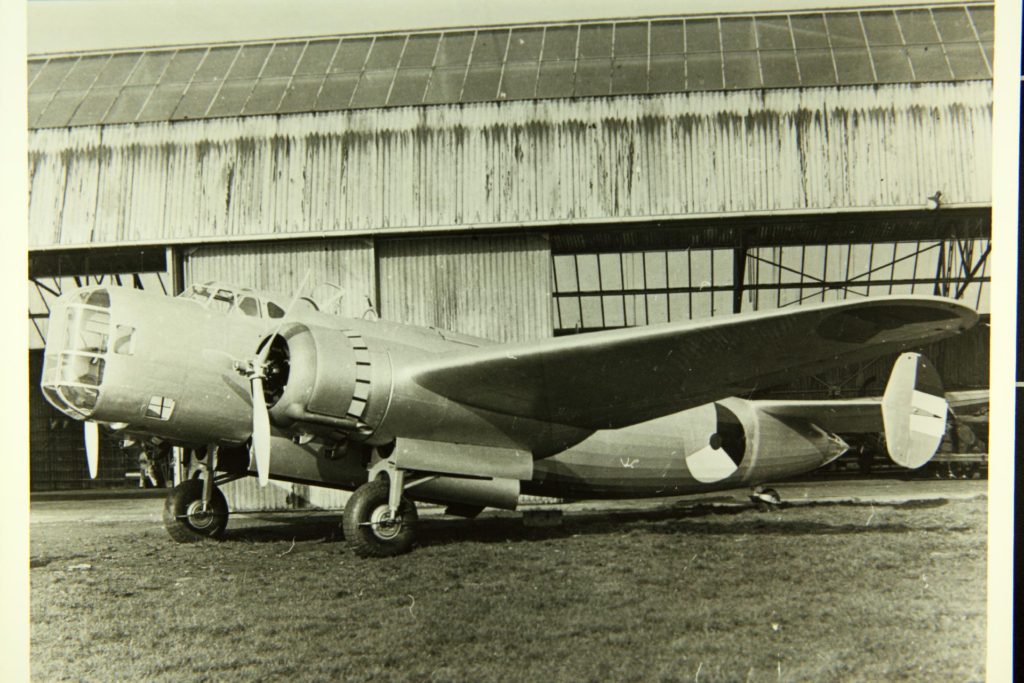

[881,353,948,468]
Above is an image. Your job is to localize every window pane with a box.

[241,79,288,114]
[649,55,685,92]
[263,43,305,77]
[94,53,141,87]
[578,25,612,59]
[687,52,723,89]
[69,87,119,125]
[650,21,684,55]
[193,47,238,82]
[795,49,836,85]
[508,28,544,62]
[541,26,578,61]
[163,49,207,84]
[30,58,77,94]
[63,56,110,89]
[611,58,647,94]
[869,46,913,81]
[315,73,358,109]
[930,7,974,43]
[36,91,83,128]
[278,76,324,113]
[721,18,756,51]
[945,43,989,79]
[905,44,952,80]
[349,70,392,107]
[500,62,539,99]
[825,14,867,48]
[724,51,760,88]
[173,81,218,119]
[462,64,501,101]
[206,80,257,117]
[833,47,875,84]
[760,49,799,87]
[124,53,171,85]
[295,40,340,75]
[860,11,902,46]
[28,93,49,127]
[27,60,45,88]
[104,85,153,123]
[790,14,830,49]
[756,17,793,50]
[575,58,611,96]
[895,9,939,44]
[967,6,993,43]
[423,67,465,103]
[228,45,271,80]
[365,36,405,69]
[536,61,574,97]
[136,84,186,121]
[686,19,720,52]
[435,32,473,67]
[331,39,373,72]
[615,23,647,57]
[401,34,440,67]
[471,30,509,64]
[388,69,429,105]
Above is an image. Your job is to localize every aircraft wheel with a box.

[342,480,418,557]
[162,479,229,543]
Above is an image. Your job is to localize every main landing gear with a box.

[162,445,241,543]
[342,463,419,557]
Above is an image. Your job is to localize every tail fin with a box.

[881,353,948,468]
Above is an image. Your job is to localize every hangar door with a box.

[377,234,552,343]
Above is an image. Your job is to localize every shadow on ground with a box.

[217,498,960,547]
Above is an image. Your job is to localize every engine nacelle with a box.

[263,323,392,439]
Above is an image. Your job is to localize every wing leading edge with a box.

[411,297,976,431]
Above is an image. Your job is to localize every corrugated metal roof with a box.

[27,3,993,129]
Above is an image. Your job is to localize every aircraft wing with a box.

[411,296,976,430]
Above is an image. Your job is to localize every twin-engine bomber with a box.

[40,281,977,556]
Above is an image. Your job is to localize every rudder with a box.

[881,352,948,468]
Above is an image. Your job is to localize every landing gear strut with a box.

[342,474,419,557]
[162,445,230,542]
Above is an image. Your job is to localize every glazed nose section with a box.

[40,288,121,419]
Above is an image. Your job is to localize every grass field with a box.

[31,495,986,682]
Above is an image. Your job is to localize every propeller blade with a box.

[250,377,272,486]
[84,421,99,479]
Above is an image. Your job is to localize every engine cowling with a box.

[262,323,391,439]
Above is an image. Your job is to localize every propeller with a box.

[84,420,99,479]
[243,273,311,486]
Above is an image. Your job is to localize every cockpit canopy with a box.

[178,282,298,319]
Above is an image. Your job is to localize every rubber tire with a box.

[162,479,229,543]
[342,480,418,557]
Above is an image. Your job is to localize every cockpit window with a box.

[237,297,260,317]
[267,302,286,319]
[209,289,235,314]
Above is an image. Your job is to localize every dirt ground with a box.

[30,478,987,682]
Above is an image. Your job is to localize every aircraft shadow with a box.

[215,498,957,547]
[413,499,958,549]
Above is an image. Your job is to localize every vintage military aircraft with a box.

[40,281,977,556]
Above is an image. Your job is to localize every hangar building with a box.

[28,2,993,501]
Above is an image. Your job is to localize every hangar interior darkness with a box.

[27,2,994,494]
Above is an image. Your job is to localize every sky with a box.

[27,0,917,54]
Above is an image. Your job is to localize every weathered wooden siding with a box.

[378,234,552,343]
[183,239,376,318]
[28,82,992,248]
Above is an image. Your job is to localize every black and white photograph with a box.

[6,0,1018,680]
